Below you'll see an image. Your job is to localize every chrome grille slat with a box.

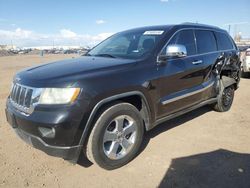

[15,85,20,102]
[18,86,23,104]
[10,85,15,99]
[10,83,34,115]
[15,86,19,103]
[13,85,18,101]
[19,87,26,106]
[23,88,28,106]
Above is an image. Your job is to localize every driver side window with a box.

[163,30,196,56]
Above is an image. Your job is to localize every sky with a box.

[0,0,249,47]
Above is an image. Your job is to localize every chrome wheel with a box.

[103,115,137,160]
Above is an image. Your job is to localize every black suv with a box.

[5,23,241,170]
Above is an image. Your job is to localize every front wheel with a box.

[86,103,144,170]
[213,84,235,112]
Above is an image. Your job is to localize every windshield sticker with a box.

[143,30,164,35]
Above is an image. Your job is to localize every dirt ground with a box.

[0,54,250,188]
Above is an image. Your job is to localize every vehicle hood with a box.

[16,56,137,86]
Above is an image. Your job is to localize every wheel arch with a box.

[78,91,152,148]
[221,75,237,90]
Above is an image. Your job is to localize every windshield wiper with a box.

[83,53,92,56]
[94,54,117,58]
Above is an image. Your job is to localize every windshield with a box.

[88,30,165,59]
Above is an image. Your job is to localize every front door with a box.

[155,29,205,119]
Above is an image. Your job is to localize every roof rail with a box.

[180,22,220,29]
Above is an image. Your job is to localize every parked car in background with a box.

[63,49,77,54]
[238,46,249,52]
[5,23,241,170]
[241,48,250,77]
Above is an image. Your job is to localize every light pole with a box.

[224,22,248,38]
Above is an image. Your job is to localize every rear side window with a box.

[168,30,196,56]
[215,32,234,50]
[195,30,217,54]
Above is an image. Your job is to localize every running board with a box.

[154,98,217,127]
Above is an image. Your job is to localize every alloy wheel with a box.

[103,115,137,160]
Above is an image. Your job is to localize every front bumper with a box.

[14,127,80,160]
[5,98,86,161]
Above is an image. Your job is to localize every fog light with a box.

[38,127,55,138]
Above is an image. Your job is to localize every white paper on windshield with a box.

[143,30,164,35]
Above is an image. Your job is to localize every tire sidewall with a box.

[218,85,235,111]
[89,103,144,169]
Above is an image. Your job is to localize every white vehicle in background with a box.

[241,48,250,77]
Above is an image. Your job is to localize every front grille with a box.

[10,83,34,114]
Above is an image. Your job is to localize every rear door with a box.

[193,30,219,100]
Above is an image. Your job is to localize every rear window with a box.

[195,30,217,54]
[215,32,234,50]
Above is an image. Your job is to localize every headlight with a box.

[38,88,80,105]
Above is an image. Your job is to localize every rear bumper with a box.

[242,61,250,72]
[242,67,250,72]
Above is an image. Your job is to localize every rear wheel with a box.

[86,103,144,170]
[213,83,235,112]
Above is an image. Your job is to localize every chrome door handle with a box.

[192,60,203,65]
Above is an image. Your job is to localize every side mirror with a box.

[166,44,187,57]
[157,44,187,64]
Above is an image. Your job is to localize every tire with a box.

[213,83,235,112]
[86,103,144,170]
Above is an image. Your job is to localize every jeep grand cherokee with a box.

[5,23,241,170]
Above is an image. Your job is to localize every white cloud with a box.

[92,33,112,41]
[0,27,113,47]
[0,28,33,39]
[60,29,77,38]
[96,19,106,24]
[160,0,169,2]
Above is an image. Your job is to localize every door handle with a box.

[192,60,203,65]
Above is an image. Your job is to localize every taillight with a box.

[246,51,250,56]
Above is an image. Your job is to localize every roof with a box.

[180,22,221,29]
[122,23,226,34]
